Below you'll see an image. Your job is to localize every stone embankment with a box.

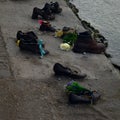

[66,0,120,70]
[0,0,120,120]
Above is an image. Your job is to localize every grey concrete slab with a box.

[0,0,120,120]
[0,28,12,78]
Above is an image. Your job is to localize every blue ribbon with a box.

[38,39,46,58]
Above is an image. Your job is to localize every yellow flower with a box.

[16,40,20,46]
[60,43,71,51]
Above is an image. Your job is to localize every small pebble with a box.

[83,52,86,55]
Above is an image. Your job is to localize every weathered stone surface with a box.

[0,29,12,78]
[0,0,120,120]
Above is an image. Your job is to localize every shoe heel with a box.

[32,7,39,19]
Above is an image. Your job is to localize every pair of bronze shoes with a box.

[53,63,87,79]
[73,31,106,54]
[32,2,62,20]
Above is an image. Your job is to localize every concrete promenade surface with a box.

[0,0,120,120]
